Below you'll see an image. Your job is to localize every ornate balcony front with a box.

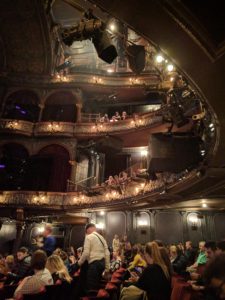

[0,119,34,136]
[0,111,163,138]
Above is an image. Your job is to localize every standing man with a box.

[77,223,110,291]
[43,224,56,256]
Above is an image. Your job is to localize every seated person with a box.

[114,111,121,121]
[105,176,116,186]
[46,254,72,284]
[184,241,197,266]
[169,245,187,275]
[203,253,225,299]
[7,247,32,284]
[110,249,122,273]
[122,242,171,300]
[14,250,53,298]
[187,241,207,271]
[121,111,127,120]
[128,244,147,272]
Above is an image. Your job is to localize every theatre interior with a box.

[0,0,225,299]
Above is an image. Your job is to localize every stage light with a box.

[202,203,208,208]
[109,23,116,32]
[167,64,174,72]
[100,211,105,216]
[156,55,164,63]
[62,16,118,64]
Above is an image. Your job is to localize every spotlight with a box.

[156,55,164,63]
[62,14,118,64]
[202,203,208,208]
[109,23,116,32]
[167,64,174,72]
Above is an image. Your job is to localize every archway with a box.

[0,143,29,190]
[42,92,77,122]
[25,145,71,192]
[2,90,40,122]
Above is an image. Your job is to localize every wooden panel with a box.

[214,213,225,240]
[155,212,183,244]
[106,212,126,246]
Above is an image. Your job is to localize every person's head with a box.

[154,240,164,247]
[122,111,126,116]
[132,244,141,256]
[46,255,72,283]
[77,247,83,259]
[170,245,178,259]
[5,255,14,265]
[173,75,184,88]
[199,241,206,252]
[123,235,128,242]
[216,241,225,255]
[115,112,119,116]
[114,234,119,240]
[113,249,121,259]
[205,241,217,260]
[145,242,170,279]
[43,224,53,238]
[204,254,225,299]
[17,247,29,261]
[185,241,192,250]
[31,250,47,271]
[85,223,96,235]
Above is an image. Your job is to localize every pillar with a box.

[13,208,25,254]
[76,103,82,123]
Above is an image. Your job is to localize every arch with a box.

[0,143,29,190]
[42,91,77,122]
[25,144,71,192]
[2,90,40,122]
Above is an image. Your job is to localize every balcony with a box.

[0,168,197,211]
[0,111,163,138]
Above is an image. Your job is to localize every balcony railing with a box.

[0,169,197,209]
[0,111,163,137]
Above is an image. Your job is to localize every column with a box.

[76,103,82,123]
[38,103,45,122]
[13,208,25,254]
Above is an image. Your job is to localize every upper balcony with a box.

[0,110,163,138]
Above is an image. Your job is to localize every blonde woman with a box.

[46,254,72,284]
[121,242,171,300]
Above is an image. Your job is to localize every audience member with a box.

[205,241,217,260]
[122,111,127,120]
[14,250,53,298]
[110,249,122,272]
[43,224,56,256]
[121,235,132,260]
[188,241,207,270]
[184,241,197,266]
[204,254,225,299]
[12,247,31,281]
[216,241,225,255]
[128,244,146,271]
[121,242,171,300]
[169,245,187,275]
[114,111,121,121]
[46,254,72,284]
[112,234,120,252]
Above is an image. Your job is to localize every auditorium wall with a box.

[0,210,225,253]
